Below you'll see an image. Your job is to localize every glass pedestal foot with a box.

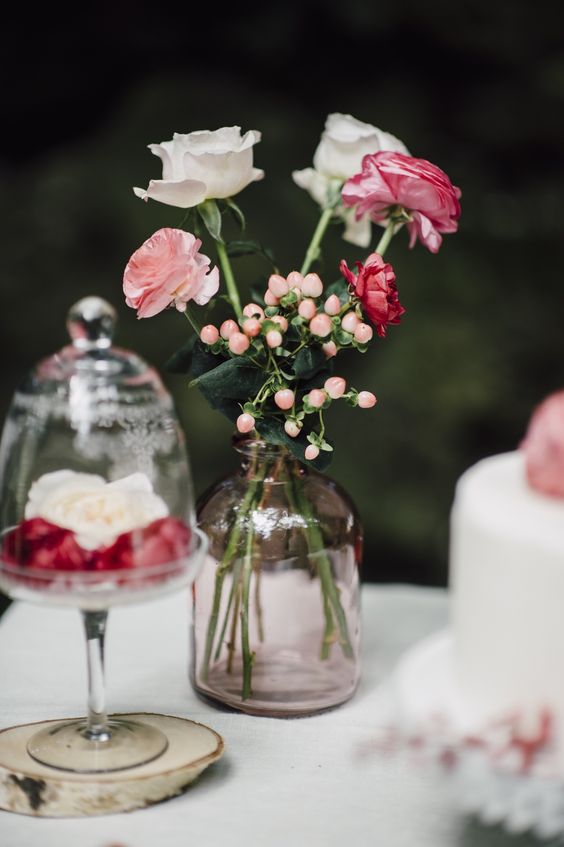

[26,717,168,773]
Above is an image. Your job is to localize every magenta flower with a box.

[342,152,461,253]
[123,227,219,319]
[340,253,405,337]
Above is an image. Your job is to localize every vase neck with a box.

[233,436,303,482]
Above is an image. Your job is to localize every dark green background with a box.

[1,1,562,605]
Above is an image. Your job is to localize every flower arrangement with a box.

[124,113,461,705]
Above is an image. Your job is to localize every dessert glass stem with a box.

[82,609,110,743]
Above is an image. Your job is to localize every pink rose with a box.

[340,253,405,337]
[521,391,564,497]
[123,228,219,319]
[341,152,461,253]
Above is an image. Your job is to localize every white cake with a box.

[449,450,564,730]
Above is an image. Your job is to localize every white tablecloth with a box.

[0,585,541,847]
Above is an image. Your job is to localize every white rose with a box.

[292,113,409,247]
[133,126,264,209]
[25,471,169,550]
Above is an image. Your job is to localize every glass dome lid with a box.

[0,296,195,581]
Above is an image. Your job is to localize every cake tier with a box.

[450,451,564,728]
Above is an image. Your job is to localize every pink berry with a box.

[305,444,320,461]
[268,274,289,298]
[229,332,251,354]
[243,317,262,337]
[358,391,377,409]
[271,315,288,332]
[354,322,373,343]
[284,420,301,438]
[298,299,317,320]
[237,413,255,433]
[309,313,332,337]
[341,312,359,333]
[266,329,283,349]
[302,273,323,298]
[322,341,338,358]
[324,294,341,316]
[264,289,280,306]
[274,389,295,410]
[308,389,327,409]
[200,324,219,345]
[324,376,346,399]
[243,303,265,321]
[287,271,304,290]
[220,319,239,340]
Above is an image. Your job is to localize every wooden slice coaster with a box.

[0,713,224,817]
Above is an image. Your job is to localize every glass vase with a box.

[191,436,362,716]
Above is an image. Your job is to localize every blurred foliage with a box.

[0,0,562,590]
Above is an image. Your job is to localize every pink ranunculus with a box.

[341,152,461,254]
[340,253,405,337]
[521,391,564,498]
[123,228,220,319]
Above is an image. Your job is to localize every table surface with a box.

[0,584,551,847]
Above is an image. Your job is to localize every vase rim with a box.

[232,434,295,460]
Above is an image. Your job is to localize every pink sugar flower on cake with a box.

[521,390,564,497]
[123,227,219,319]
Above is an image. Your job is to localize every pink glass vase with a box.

[191,437,362,716]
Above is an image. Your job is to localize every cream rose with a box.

[292,113,409,247]
[25,471,169,550]
[133,126,264,209]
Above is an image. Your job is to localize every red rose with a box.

[340,252,405,337]
[2,518,90,571]
[93,518,192,571]
[342,151,461,254]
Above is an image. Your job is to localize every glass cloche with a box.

[0,297,207,773]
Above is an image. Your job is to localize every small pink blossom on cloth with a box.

[123,228,219,319]
[340,252,405,337]
[521,390,564,498]
[342,151,461,253]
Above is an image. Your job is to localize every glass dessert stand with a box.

[0,297,223,815]
[0,531,207,774]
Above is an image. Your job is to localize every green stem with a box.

[240,516,256,700]
[214,556,244,662]
[216,240,242,319]
[318,409,326,441]
[289,468,354,659]
[183,304,202,335]
[300,206,334,276]
[374,218,397,258]
[284,468,335,659]
[199,467,262,680]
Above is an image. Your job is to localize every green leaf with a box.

[334,328,354,346]
[191,339,224,379]
[225,240,277,268]
[255,416,333,471]
[225,198,246,231]
[165,336,196,374]
[194,354,265,408]
[198,200,223,243]
[293,347,326,380]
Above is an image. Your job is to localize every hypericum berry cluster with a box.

[199,270,377,461]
